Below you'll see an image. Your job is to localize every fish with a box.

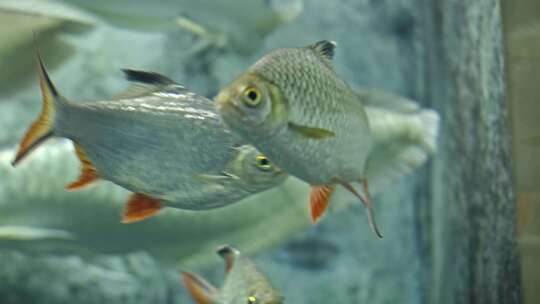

[182,245,283,304]
[0,140,312,268]
[60,0,303,54]
[0,0,94,97]
[12,49,287,223]
[216,40,440,237]
[0,92,435,266]
[215,40,372,236]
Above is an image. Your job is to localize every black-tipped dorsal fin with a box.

[121,69,177,86]
[113,69,186,100]
[308,40,337,61]
[216,245,240,273]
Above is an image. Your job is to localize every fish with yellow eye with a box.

[182,245,284,304]
[215,40,381,236]
[216,40,441,238]
[12,47,287,223]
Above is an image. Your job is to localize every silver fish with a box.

[12,51,286,223]
[0,140,312,268]
[182,245,283,304]
[216,41,373,235]
[0,93,435,265]
[0,0,94,97]
[216,41,439,237]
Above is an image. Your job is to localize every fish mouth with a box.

[216,98,250,125]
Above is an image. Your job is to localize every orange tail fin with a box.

[310,185,335,223]
[122,193,163,224]
[12,47,61,166]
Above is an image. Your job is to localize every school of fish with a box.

[11,51,286,223]
[7,32,439,301]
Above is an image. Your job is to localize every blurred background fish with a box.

[0,0,94,97]
[58,0,303,53]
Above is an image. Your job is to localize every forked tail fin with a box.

[12,45,63,166]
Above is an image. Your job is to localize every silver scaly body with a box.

[242,45,372,185]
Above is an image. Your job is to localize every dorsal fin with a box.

[216,245,240,273]
[308,40,337,62]
[121,69,176,86]
[113,69,186,100]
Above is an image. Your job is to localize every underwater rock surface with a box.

[0,0,519,303]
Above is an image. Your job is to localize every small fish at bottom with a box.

[182,245,283,304]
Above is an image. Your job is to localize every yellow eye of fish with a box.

[243,87,261,107]
[255,155,272,171]
[247,296,258,303]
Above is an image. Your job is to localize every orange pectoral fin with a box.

[122,193,163,224]
[65,144,99,190]
[310,185,335,223]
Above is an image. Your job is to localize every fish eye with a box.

[247,296,258,304]
[243,86,262,107]
[255,154,272,171]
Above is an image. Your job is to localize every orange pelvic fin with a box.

[339,179,383,238]
[65,144,99,190]
[122,193,163,224]
[181,272,218,304]
[12,46,60,166]
[309,185,335,223]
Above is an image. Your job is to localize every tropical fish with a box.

[60,0,303,54]
[12,50,287,223]
[0,0,94,97]
[0,92,435,266]
[182,245,283,304]
[216,40,440,237]
[216,40,377,236]
[0,141,312,268]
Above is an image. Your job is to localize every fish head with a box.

[215,73,288,140]
[228,145,287,193]
[217,245,284,304]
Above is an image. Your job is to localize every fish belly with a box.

[56,102,237,207]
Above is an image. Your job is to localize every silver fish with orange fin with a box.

[216,40,383,237]
[182,245,283,304]
[12,48,287,223]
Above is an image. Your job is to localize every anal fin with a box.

[310,185,335,223]
[65,143,99,190]
[122,193,163,224]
